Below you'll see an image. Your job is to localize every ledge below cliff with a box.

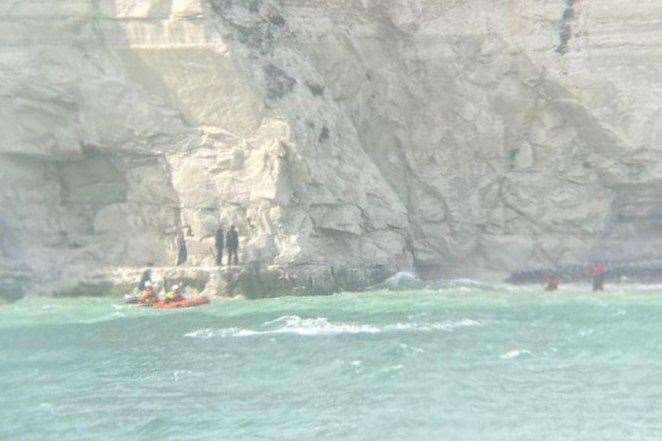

[0,263,396,302]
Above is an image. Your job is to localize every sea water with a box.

[1,287,661,440]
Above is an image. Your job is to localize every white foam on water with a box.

[185,315,380,339]
[172,370,195,382]
[41,305,59,311]
[232,329,261,337]
[184,328,246,339]
[262,315,381,336]
[185,317,481,339]
[431,319,482,331]
[388,319,482,332]
[501,349,531,359]
[382,364,404,373]
[399,343,424,355]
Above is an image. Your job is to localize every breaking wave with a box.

[261,315,381,335]
[184,316,482,339]
[501,349,531,359]
[387,318,482,332]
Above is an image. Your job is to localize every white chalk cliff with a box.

[2,0,662,296]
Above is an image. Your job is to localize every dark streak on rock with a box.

[208,0,287,56]
[556,0,576,55]
[306,82,325,97]
[319,127,330,143]
[263,64,297,99]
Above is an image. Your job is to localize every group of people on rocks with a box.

[144,221,615,296]
[544,262,607,292]
[134,224,242,304]
[174,224,241,267]
[214,225,240,266]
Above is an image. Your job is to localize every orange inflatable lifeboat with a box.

[152,296,210,310]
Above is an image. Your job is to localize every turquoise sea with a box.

[1,287,661,440]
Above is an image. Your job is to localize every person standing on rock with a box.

[591,262,606,292]
[226,225,239,266]
[137,263,154,291]
[544,273,560,291]
[215,226,224,266]
[176,226,191,266]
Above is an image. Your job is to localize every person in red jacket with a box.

[591,262,606,292]
[544,273,560,291]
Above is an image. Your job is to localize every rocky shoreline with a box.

[507,260,662,285]
[5,260,662,303]
[0,264,394,302]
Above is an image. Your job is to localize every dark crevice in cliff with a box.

[556,0,576,54]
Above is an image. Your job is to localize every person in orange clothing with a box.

[164,284,184,304]
[139,282,158,306]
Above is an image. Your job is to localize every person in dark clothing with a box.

[226,225,239,266]
[176,231,188,266]
[591,262,606,292]
[215,226,224,266]
[137,263,154,291]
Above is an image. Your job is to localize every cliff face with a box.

[1,0,661,296]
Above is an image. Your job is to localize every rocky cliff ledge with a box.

[36,264,387,300]
[2,1,662,299]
